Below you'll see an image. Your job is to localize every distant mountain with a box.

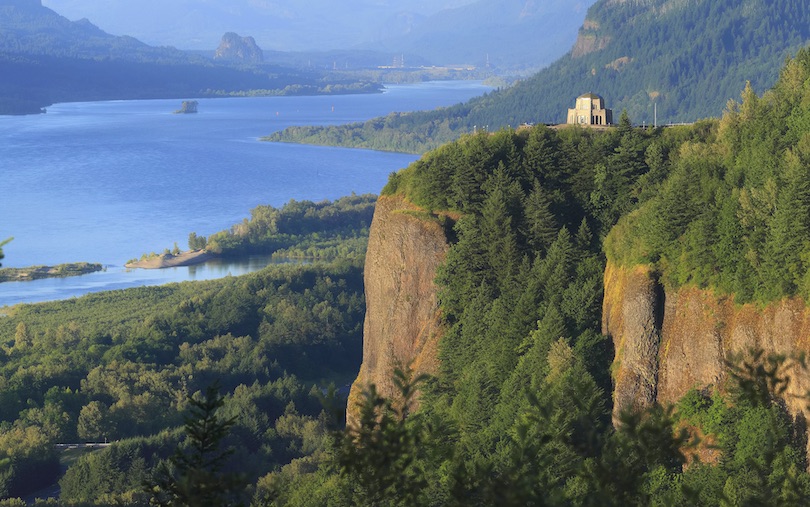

[40,0,479,52]
[39,0,592,70]
[369,0,596,71]
[0,0,205,63]
[529,0,810,123]
[214,33,264,64]
[269,0,810,152]
[0,0,368,114]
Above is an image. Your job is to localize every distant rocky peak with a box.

[214,32,264,63]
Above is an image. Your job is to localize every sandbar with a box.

[125,250,215,269]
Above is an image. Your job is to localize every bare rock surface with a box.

[347,195,450,424]
[604,262,810,441]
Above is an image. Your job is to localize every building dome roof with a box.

[578,92,603,100]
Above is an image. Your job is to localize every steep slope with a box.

[347,195,450,422]
[366,0,596,70]
[468,0,810,123]
[0,0,333,114]
[602,46,810,442]
[340,48,810,504]
[269,0,810,153]
[603,262,810,444]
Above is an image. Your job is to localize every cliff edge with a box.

[347,195,450,423]
[603,261,810,428]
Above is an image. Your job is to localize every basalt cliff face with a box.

[603,261,810,426]
[353,199,810,434]
[347,195,449,423]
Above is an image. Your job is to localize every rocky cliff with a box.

[214,32,264,63]
[603,261,810,427]
[347,195,450,423]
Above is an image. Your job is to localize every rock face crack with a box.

[603,261,810,456]
[606,265,661,424]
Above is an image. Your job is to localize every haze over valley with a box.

[4,0,810,505]
[40,0,595,70]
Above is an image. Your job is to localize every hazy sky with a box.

[40,0,480,50]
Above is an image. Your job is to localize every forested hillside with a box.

[264,49,810,505]
[0,199,371,504]
[0,0,379,114]
[193,194,376,261]
[606,46,810,305]
[267,0,810,153]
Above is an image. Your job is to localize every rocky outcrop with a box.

[173,100,198,114]
[214,32,263,63]
[571,19,611,58]
[347,195,450,424]
[603,262,810,428]
[602,263,662,423]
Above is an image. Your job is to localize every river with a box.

[0,81,490,306]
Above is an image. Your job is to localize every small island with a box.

[125,249,214,269]
[173,100,198,114]
[0,262,103,283]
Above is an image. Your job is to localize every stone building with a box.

[567,93,613,126]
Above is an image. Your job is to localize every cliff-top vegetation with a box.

[606,47,810,304]
[257,52,810,506]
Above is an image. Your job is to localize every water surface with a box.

[0,81,490,305]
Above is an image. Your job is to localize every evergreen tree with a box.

[145,383,246,507]
[0,237,9,267]
[523,126,562,189]
[523,180,559,254]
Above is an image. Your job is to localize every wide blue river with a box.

[0,81,490,306]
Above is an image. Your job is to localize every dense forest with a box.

[187,194,376,262]
[0,200,370,504]
[606,48,810,304]
[261,49,810,505]
[267,0,810,154]
[4,36,810,507]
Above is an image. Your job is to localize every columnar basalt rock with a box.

[347,195,450,424]
[604,262,810,442]
[602,263,661,423]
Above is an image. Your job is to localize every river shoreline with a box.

[0,262,104,283]
[124,250,215,269]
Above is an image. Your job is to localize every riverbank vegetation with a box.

[0,258,365,503]
[0,192,377,502]
[0,263,103,283]
[191,194,376,262]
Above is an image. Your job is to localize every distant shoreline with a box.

[0,262,103,283]
[125,250,215,269]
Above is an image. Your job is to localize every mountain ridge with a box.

[0,1,383,114]
[268,0,810,153]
